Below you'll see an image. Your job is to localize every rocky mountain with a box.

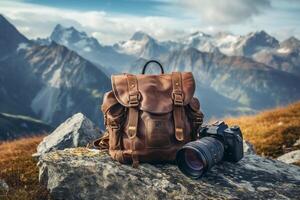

[253,37,300,76]
[177,30,300,79]
[130,44,300,119]
[1,13,300,131]
[233,31,279,57]
[179,30,279,57]
[46,24,136,72]
[130,57,255,119]
[179,31,236,54]
[280,36,300,50]
[24,42,110,125]
[0,15,111,131]
[159,48,300,111]
[113,31,169,59]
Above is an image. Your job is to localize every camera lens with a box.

[176,137,224,179]
[184,149,204,171]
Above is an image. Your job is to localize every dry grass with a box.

[226,102,300,159]
[0,135,49,200]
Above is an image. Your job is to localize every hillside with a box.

[0,136,48,199]
[0,15,111,128]
[0,113,52,140]
[227,101,300,158]
[0,102,300,199]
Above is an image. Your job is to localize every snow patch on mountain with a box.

[277,47,291,54]
[17,43,29,51]
[114,31,168,58]
[49,68,62,88]
[117,40,145,55]
[83,47,91,52]
[179,31,241,55]
[178,30,279,57]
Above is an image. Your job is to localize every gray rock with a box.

[294,138,300,146]
[34,113,101,157]
[38,148,300,200]
[243,140,256,155]
[277,150,300,164]
[0,179,9,193]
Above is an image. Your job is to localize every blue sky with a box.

[23,0,173,16]
[0,0,300,44]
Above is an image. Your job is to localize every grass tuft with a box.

[0,136,49,200]
[226,102,300,159]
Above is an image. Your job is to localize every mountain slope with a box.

[233,31,279,57]
[227,101,300,158]
[0,14,29,56]
[0,113,52,140]
[130,57,255,119]
[0,16,111,127]
[253,37,300,76]
[22,42,111,125]
[159,48,300,110]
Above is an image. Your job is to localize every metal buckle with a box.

[107,119,120,130]
[128,93,140,107]
[172,92,184,106]
[109,123,120,130]
[128,126,137,139]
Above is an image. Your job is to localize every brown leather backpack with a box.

[94,60,204,167]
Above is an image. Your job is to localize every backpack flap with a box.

[111,72,196,114]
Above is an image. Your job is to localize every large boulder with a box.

[34,113,101,157]
[38,148,300,200]
[277,150,300,164]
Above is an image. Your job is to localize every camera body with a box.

[199,121,244,162]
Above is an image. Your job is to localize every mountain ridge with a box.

[0,15,111,130]
[1,14,300,132]
[0,14,29,56]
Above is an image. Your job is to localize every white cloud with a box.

[0,0,299,43]
[0,1,194,44]
[180,0,271,25]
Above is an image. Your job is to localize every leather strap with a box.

[172,72,185,141]
[126,74,139,138]
[126,74,140,167]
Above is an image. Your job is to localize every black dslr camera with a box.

[176,121,244,179]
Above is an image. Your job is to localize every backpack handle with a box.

[142,60,164,74]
